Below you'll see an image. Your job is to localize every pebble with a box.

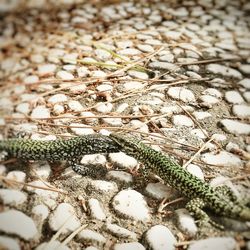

[26,180,58,199]
[37,64,57,76]
[188,237,237,250]
[88,198,106,221]
[116,103,129,113]
[14,123,38,134]
[47,94,68,104]
[31,105,50,119]
[113,242,145,250]
[203,88,222,98]
[206,64,242,79]
[96,84,113,92]
[211,133,227,142]
[53,104,65,115]
[186,164,204,180]
[92,70,107,78]
[123,81,144,91]
[102,117,123,126]
[175,209,198,237]
[16,102,31,115]
[128,70,149,80]
[116,40,133,49]
[145,182,176,200]
[199,95,219,107]
[68,100,84,112]
[239,64,250,74]
[62,53,78,64]
[78,229,106,246]
[201,151,242,167]
[106,170,133,184]
[89,180,118,193]
[220,119,250,135]
[70,123,94,135]
[49,203,81,233]
[119,48,141,55]
[81,154,107,166]
[238,78,250,89]
[0,236,20,250]
[224,91,245,104]
[77,66,90,77]
[167,87,196,103]
[80,111,98,124]
[95,102,113,113]
[172,115,194,127]
[95,49,111,60]
[109,152,138,170]
[23,75,39,84]
[6,171,26,190]
[149,61,179,71]
[159,53,174,63]
[128,119,149,133]
[137,44,154,53]
[36,240,70,250]
[56,70,74,80]
[193,111,212,120]
[232,104,250,118]
[145,225,177,250]
[191,129,207,139]
[104,223,137,240]
[68,83,87,94]
[0,210,38,240]
[32,204,49,222]
[0,189,27,206]
[112,189,150,221]
[243,92,250,102]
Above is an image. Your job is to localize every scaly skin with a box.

[0,134,121,175]
[109,133,250,226]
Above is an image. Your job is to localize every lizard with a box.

[109,133,250,227]
[0,134,121,176]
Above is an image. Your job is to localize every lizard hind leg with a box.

[186,198,223,229]
[215,185,239,203]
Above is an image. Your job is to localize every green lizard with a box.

[0,134,121,175]
[109,133,250,227]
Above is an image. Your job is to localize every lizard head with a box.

[109,133,141,157]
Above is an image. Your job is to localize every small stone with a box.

[159,53,174,63]
[167,87,196,103]
[31,105,50,119]
[186,164,204,180]
[6,171,26,190]
[62,53,78,64]
[24,75,39,84]
[145,182,176,200]
[191,129,207,139]
[14,123,38,134]
[36,240,70,250]
[68,100,84,112]
[32,204,49,222]
[47,94,68,104]
[211,134,227,142]
[95,49,111,60]
[0,210,38,240]
[70,123,94,135]
[37,64,57,76]
[116,40,133,49]
[232,104,250,118]
[193,111,212,120]
[188,237,236,250]
[128,119,149,133]
[0,189,27,206]
[91,70,107,78]
[206,64,242,79]
[116,103,129,113]
[123,81,144,91]
[102,117,123,126]
[119,48,141,55]
[106,171,133,184]
[96,84,113,92]
[220,119,250,135]
[16,102,31,115]
[49,203,81,233]
[56,70,74,80]
[77,66,90,77]
[53,104,65,115]
[202,88,222,98]
[149,61,180,71]
[176,209,198,237]
[239,64,250,74]
[243,92,250,102]
[145,225,177,250]
[31,162,51,179]
[88,198,106,221]
[105,223,137,240]
[0,236,20,250]
[89,180,118,193]
[199,95,219,107]
[78,229,106,246]
[30,54,44,63]
[137,44,154,53]
[95,103,113,113]
[112,189,150,221]
[172,115,194,127]
[80,111,97,124]
[81,154,107,166]
[109,152,138,170]
[201,151,242,167]
[238,78,250,89]
[113,242,145,250]
[128,70,149,80]
[68,84,87,94]
[225,91,245,104]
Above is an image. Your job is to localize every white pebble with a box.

[0,210,38,240]
[16,102,31,115]
[225,91,245,104]
[0,236,20,250]
[56,70,74,80]
[92,70,107,78]
[199,95,219,107]
[176,209,198,237]
[47,94,68,104]
[80,111,97,124]
[31,162,51,179]
[193,111,211,120]
[30,54,44,63]
[172,115,194,127]
[81,154,107,166]
[149,61,180,71]
[109,152,138,170]
[24,75,39,84]
[232,104,250,118]
[238,78,250,89]
[32,204,49,222]
[88,198,106,221]
[95,102,113,113]
[68,100,84,112]
[129,119,149,133]
[137,44,154,53]
[96,84,113,92]
[113,242,145,250]
[112,189,150,221]
[190,129,207,139]
[95,49,111,60]
[123,81,145,91]
[89,180,118,193]
[186,164,204,180]
[31,105,50,119]
[105,223,137,240]
[202,88,222,98]
[128,70,149,80]
[211,134,227,142]
[68,84,87,94]
[116,103,129,113]
[53,104,65,115]
[102,117,123,126]
[145,182,176,200]
[0,189,27,206]
[220,119,250,135]
[167,87,196,103]
[77,66,90,77]
[106,171,133,184]
[240,64,250,74]
[37,64,57,76]
[145,225,177,250]
[49,203,81,233]
[188,237,236,250]
[201,151,242,167]
[6,171,26,190]
[78,229,106,246]
[207,64,242,79]
[119,48,141,55]
[70,123,94,135]
[243,92,250,102]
